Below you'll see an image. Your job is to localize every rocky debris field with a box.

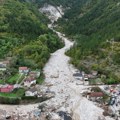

[0,4,115,120]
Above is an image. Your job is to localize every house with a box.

[25,88,37,96]
[0,67,6,71]
[0,85,14,93]
[87,92,104,101]
[73,73,82,77]
[0,59,11,71]
[24,76,36,87]
[29,71,40,78]
[0,62,6,71]
[0,60,10,67]
[3,61,10,66]
[87,74,95,79]
[84,75,89,81]
[91,71,98,76]
[19,67,29,75]
[73,72,83,80]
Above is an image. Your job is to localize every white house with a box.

[0,62,7,71]
[19,67,29,75]
[25,88,37,96]
[0,67,6,71]
[24,77,36,87]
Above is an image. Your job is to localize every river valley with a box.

[0,4,114,120]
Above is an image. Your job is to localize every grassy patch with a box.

[104,78,119,85]
[7,74,21,84]
[37,72,44,84]
[89,78,103,85]
[0,80,5,84]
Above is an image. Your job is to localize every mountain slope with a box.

[21,0,78,7]
[0,0,63,70]
[57,0,120,83]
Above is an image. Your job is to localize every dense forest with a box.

[56,0,120,83]
[0,0,64,70]
[19,0,77,7]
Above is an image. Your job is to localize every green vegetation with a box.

[0,80,5,84]
[17,74,25,84]
[104,78,119,85]
[21,0,77,7]
[89,78,103,85]
[56,0,120,83]
[0,0,63,66]
[0,0,48,57]
[7,74,21,84]
[0,88,25,104]
[0,0,64,80]
[37,72,44,84]
[15,33,63,69]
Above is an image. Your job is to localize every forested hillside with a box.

[57,0,120,83]
[0,0,63,69]
[20,0,77,7]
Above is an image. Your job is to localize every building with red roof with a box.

[19,67,29,75]
[87,92,104,102]
[0,85,14,93]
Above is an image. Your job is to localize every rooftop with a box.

[89,92,104,97]
[19,67,28,70]
[25,77,36,82]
